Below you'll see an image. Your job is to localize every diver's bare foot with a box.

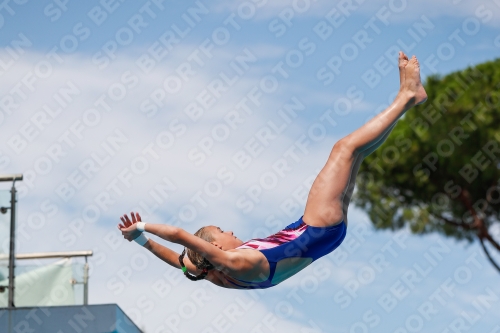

[402,56,427,105]
[398,51,409,88]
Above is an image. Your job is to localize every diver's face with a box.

[208,226,243,250]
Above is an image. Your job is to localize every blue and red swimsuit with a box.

[223,216,346,289]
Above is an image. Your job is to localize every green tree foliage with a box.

[354,59,500,272]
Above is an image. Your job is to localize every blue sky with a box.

[1,0,500,332]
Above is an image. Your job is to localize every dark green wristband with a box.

[181,266,187,273]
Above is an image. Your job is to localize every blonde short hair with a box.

[186,226,215,271]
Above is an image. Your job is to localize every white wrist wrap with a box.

[134,233,149,246]
[136,222,146,232]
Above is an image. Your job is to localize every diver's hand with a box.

[118,212,143,241]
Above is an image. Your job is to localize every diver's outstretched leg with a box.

[303,53,427,228]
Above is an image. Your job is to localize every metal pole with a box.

[0,174,23,182]
[8,181,17,308]
[0,250,94,260]
[83,256,89,305]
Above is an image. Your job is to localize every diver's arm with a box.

[144,239,199,274]
[145,224,249,275]
[117,213,199,274]
[118,213,254,275]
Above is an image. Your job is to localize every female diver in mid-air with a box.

[118,52,427,289]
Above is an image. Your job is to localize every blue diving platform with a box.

[0,304,142,333]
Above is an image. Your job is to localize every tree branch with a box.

[432,213,475,230]
[479,236,500,274]
[433,212,500,250]
[433,212,500,270]
[481,229,500,252]
[459,189,483,229]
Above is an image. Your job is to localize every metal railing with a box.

[1,174,94,307]
[0,250,93,305]
[0,250,93,260]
